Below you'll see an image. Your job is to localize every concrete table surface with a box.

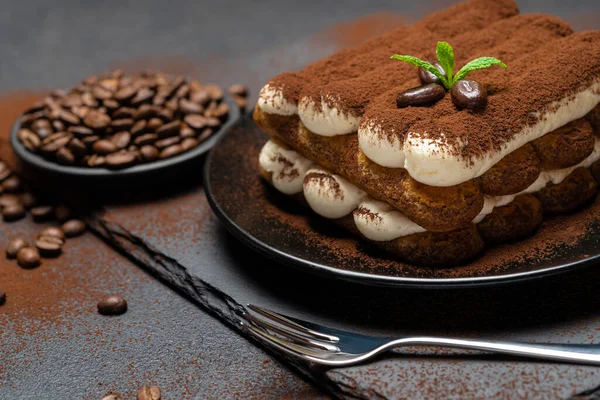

[0,1,598,399]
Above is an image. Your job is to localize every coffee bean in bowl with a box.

[10,69,240,182]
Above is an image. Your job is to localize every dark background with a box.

[0,1,598,399]
[1,0,597,93]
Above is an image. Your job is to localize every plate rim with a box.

[11,96,240,178]
[202,111,600,289]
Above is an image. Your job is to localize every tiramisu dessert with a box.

[253,0,600,266]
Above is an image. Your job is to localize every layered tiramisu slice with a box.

[253,0,600,266]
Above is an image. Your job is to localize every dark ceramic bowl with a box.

[10,96,240,189]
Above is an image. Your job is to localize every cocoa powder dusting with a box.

[267,0,519,110]
[304,171,344,200]
[375,30,600,162]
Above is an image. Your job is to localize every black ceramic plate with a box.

[204,111,600,288]
[11,96,239,183]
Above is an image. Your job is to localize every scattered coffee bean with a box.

[137,385,161,400]
[39,226,66,240]
[396,83,446,108]
[2,203,26,222]
[30,205,54,222]
[97,295,128,316]
[232,95,248,111]
[228,83,248,97]
[140,145,159,162]
[100,392,123,400]
[6,238,29,259]
[205,84,224,101]
[1,176,22,193]
[17,247,41,268]
[0,289,5,305]
[451,79,487,110]
[62,219,86,237]
[418,61,446,85]
[35,235,64,257]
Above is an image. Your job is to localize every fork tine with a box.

[241,312,340,352]
[241,320,330,361]
[248,304,339,343]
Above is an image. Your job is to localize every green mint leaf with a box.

[453,57,507,84]
[436,42,454,83]
[390,55,450,89]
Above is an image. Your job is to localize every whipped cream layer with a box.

[474,136,600,222]
[359,81,600,187]
[358,121,405,168]
[303,167,367,219]
[257,84,298,116]
[354,199,426,241]
[262,137,600,241]
[297,95,360,137]
[258,140,313,195]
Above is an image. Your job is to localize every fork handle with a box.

[390,337,600,365]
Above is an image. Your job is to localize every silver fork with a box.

[240,304,600,367]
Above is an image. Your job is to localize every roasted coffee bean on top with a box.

[16,70,232,169]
